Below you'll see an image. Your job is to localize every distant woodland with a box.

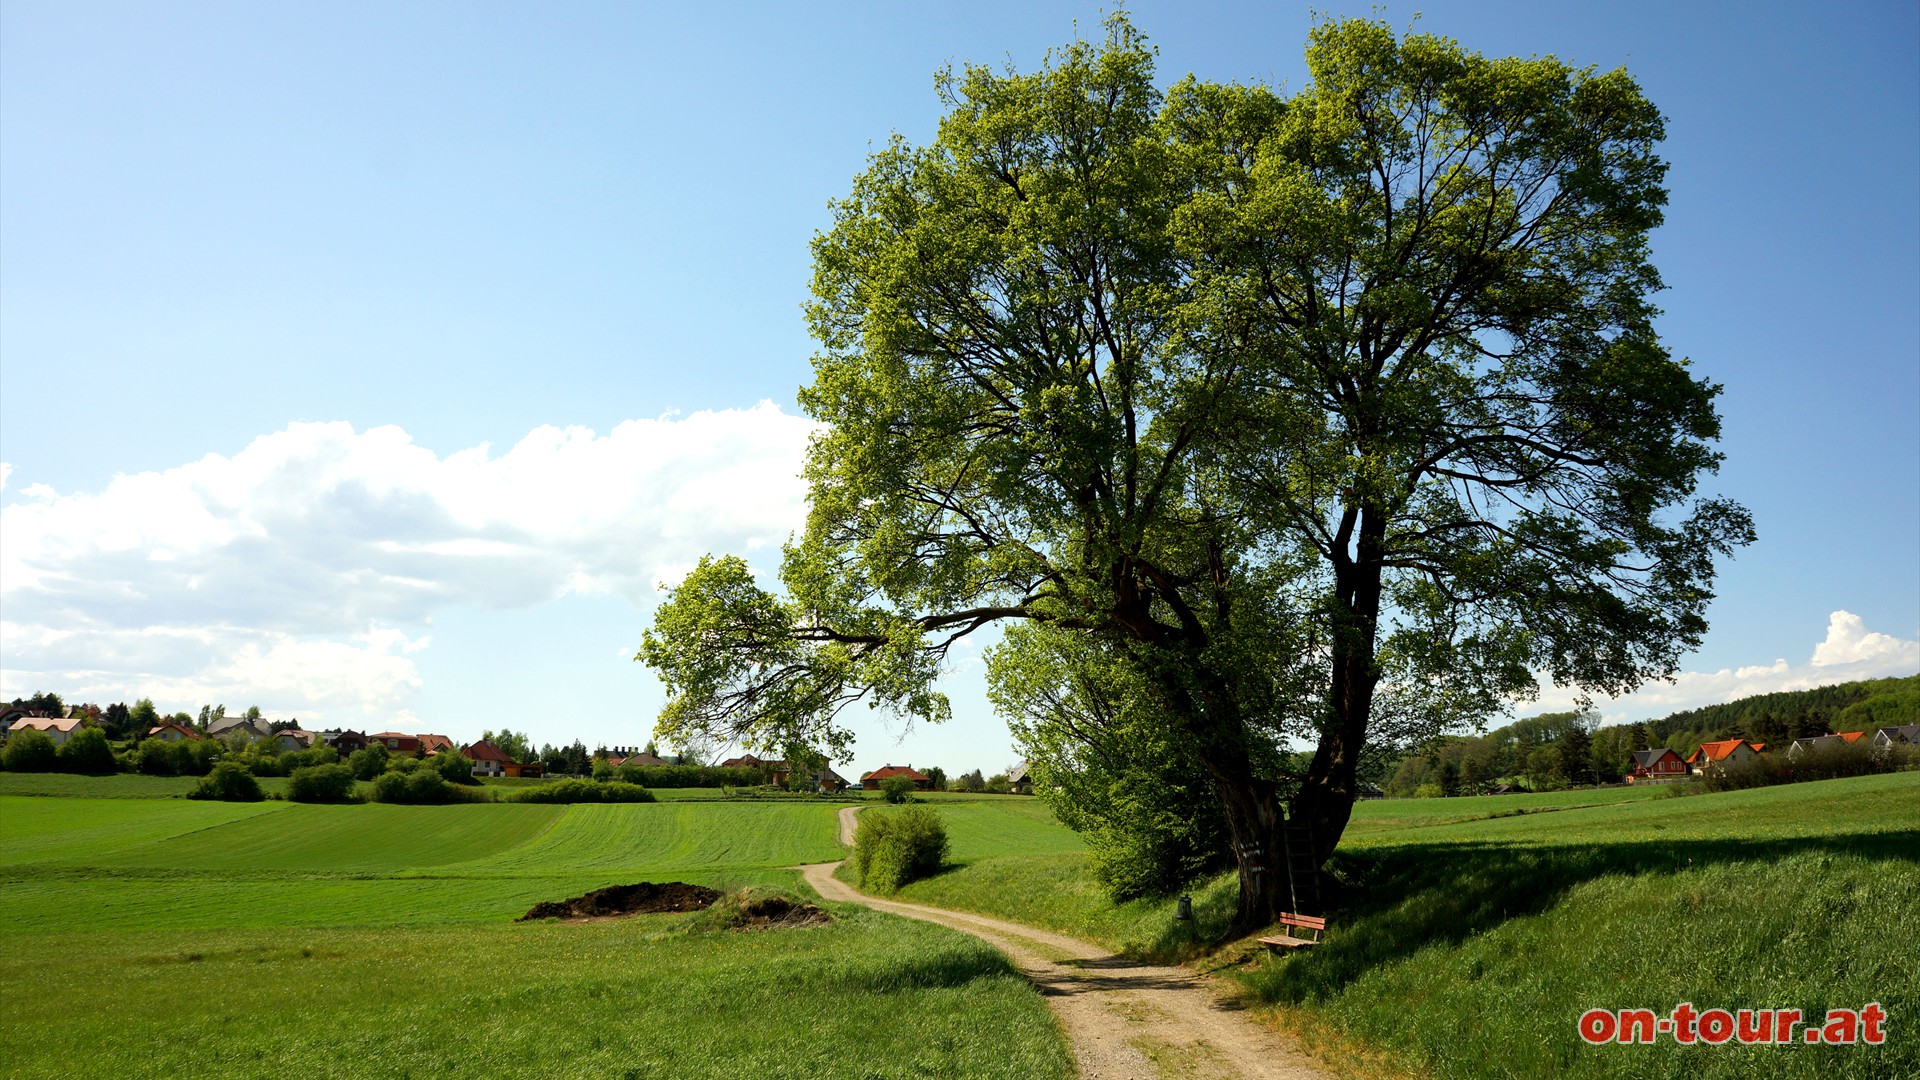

[1384,675,1918,797]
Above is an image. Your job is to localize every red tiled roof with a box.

[1837,731,1865,744]
[1687,738,1753,764]
[860,765,929,782]
[462,740,513,762]
[417,734,455,754]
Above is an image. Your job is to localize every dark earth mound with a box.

[518,881,721,921]
[730,893,832,930]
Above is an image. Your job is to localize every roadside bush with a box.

[1,728,58,772]
[346,743,390,780]
[56,727,118,775]
[287,763,360,803]
[370,768,492,804]
[879,777,916,804]
[851,805,948,894]
[432,751,480,785]
[188,760,264,801]
[511,779,656,804]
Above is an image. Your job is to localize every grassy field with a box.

[1,786,1072,1078]
[881,776,1920,1079]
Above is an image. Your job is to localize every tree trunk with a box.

[1214,774,1287,934]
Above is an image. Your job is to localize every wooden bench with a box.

[1257,912,1326,950]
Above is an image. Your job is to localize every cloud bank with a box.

[1532,610,1919,722]
[0,404,817,723]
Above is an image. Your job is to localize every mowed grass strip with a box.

[457,802,846,877]
[0,794,284,864]
[0,910,1074,1080]
[92,801,566,873]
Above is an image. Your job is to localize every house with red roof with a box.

[1685,738,1764,776]
[860,764,932,791]
[416,734,456,756]
[462,739,514,777]
[371,732,423,754]
[1627,748,1688,783]
[147,721,202,743]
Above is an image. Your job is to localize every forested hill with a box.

[1643,674,1918,748]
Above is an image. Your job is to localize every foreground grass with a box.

[2,793,1074,1078]
[2,910,1072,1079]
[880,774,1920,1079]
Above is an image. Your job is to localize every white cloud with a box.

[0,462,11,491]
[0,404,819,723]
[1528,610,1919,723]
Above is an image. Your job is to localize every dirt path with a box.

[805,805,1327,1079]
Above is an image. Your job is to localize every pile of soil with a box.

[729,893,833,930]
[518,881,721,922]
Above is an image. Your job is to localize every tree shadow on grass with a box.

[1251,829,1920,1004]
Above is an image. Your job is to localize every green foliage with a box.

[286,764,359,803]
[479,728,532,762]
[431,751,479,785]
[2,728,58,772]
[188,761,265,802]
[345,743,389,780]
[128,698,161,733]
[510,779,656,804]
[852,805,949,894]
[922,766,947,791]
[369,768,490,805]
[55,727,118,775]
[591,757,615,782]
[134,738,182,776]
[637,15,1751,931]
[878,777,916,804]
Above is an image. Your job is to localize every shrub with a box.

[851,805,948,894]
[176,738,221,777]
[188,761,265,801]
[56,727,118,775]
[432,751,480,785]
[1,728,58,772]
[287,763,360,803]
[370,768,490,804]
[511,779,656,804]
[346,743,390,780]
[879,777,916,804]
[134,738,180,776]
[591,758,616,782]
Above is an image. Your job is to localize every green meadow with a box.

[1,789,1071,1079]
[890,776,1920,1079]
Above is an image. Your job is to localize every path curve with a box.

[805,804,1327,1079]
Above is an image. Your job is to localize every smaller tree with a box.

[189,761,264,801]
[922,766,947,792]
[129,699,161,733]
[56,727,118,775]
[879,777,916,804]
[1559,724,1596,787]
[346,743,390,780]
[2,728,58,772]
[433,751,480,785]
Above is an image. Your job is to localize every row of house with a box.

[718,754,852,792]
[1628,725,1918,782]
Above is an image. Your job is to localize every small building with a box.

[1872,724,1919,752]
[146,721,202,743]
[609,749,670,768]
[1007,763,1033,795]
[8,717,86,745]
[1787,731,1867,760]
[503,760,545,778]
[463,740,514,778]
[326,730,370,755]
[860,764,933,791]
[208,716,274,742]
[417,733,456,756]
[1685,738,1763,776]
[371,732,423,754]
[274,729,316,752]
[1628,748,1689,783]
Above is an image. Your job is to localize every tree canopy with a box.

[640,15,1750,931]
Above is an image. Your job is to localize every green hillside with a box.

[0,791,1070,1079]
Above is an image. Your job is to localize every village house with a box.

[148,721,202,742]
[274,728,316,752]
[1007,763,1033,795]
[8,716,87,745]
[1872,724,1919,753]
[326,730,370,755]
[1685,738,1765,776]
[463,739,514,777]
[1627,747,1689,783]
[371,732,423,754]
[207,716,274,742]
[608,747,670,767]
[1787,731,1867,760]
[860,764,932,791]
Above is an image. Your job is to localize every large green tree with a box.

[640,16,1750,932]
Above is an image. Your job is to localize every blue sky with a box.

[3,1,1915,773]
